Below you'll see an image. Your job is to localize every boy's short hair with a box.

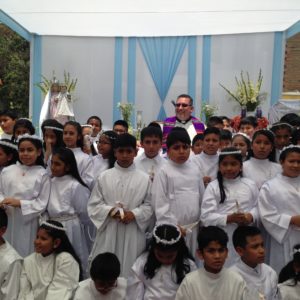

[207,116,223,128]
[192,133,204,145]
[114,133,136,149]
[197,226,228,250]
[203,127,221,138]
[220,129,232,141]
[90,252,120,281]
[87,115,102,127]
[232,226,261,249]
[166,127,191,149]
[0,109,18,120]
[141,126,162,142]
[239,116,258,128]
[177,94,193,106]
[0,208,8,228]
[113,120,129,130]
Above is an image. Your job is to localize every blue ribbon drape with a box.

[138,37,188,120]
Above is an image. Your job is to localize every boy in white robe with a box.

[176,226,253,300]
[88,133,153,277]
[134,126,166,182]
[231,226,279,300]
[74,252,126,300]
[192,127,220,187]
[152,128,205,256]
[0,208,22,300]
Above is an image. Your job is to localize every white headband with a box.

[17,134,43,143]
[233,132,251,141]
[219,150,242,156]
[293,248,300,254]
[270,122,293,130]
[153,224,181,245]
[81,124,93,129]
[43,126,63,132]
[0,140,18,150]
[281,145,300,154]
[40,220,67,232]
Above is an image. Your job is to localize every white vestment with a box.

[46,175,90,275]
[278,279,300,300]
[243,157,282,189]
[152,159,205,256]
[18,252,79,300]
[126,253,197,300]
[201,177,259,266]
[0,164,50,257]
[175,268,251,300]
[74,277,127,300]
[134,152,166,182]
[258,174,300,273]
[0,240,23,300]
[231,258,279,300]
[192,151,219,181]
[88,162,153,277]
[92,155,109,180]
[175,119,197,142]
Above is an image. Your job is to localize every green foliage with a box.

[0,24,30,116]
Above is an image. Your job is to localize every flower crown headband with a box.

[81,124,93,129]
[40,220,67,232]
[0,140,18,150]
[101,133,117,140]
[233,132,251,141]
[293,248,300,254]
[281,144,300,154]
[44,125,63,132]
[219,150,242,156]
[152,224,181,246]
[17,134,43,143]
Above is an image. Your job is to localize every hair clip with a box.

[219,150,242,156]
[17,134,43,143]
[44,126,63,132]
[152,223,181,245]
[0,140,18,150]
[40,220,67,232]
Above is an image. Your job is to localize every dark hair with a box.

[203,127,221,138]
[90,252,120,281]
[177,94,193,106]
[0,139,18,166]
[114,133,136,149]
[197,226,228,250]
[279,244,300,285]
[148,121,162,131]
[166,127,191,149]
[41,119,64,149]
[232,226,261,249]
[248,130,276,162]
[232,133,251,159]
[279,146,300,162]
[207,116,223,128]
[87,115,102,127]
[144,224,194,284]
[291,129,300,145]
[217,147,243,204]
[39,220,82,280]
[141,126,162,142]
[13,119,35,141]
[99,131,118,168]
[113,120,129,130]
[51,147,88,188]
[270,122,293,134]
[63,121,83,148]
[18,137,45,167]
[220,116,231,123]
[0,207,8,228]
[0,109,18,120]
[239,116,258,129]
[192,133,204,146]
[220,129,232,141]
[280,113,300,127]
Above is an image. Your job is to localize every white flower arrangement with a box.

[201,103,218,121]
[117,102,134,127]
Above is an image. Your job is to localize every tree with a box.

[0,24,30,116]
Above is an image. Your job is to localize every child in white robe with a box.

[127,223,196,300]
[201,147,259,266]
[258,145,300,273]
[134,126,166,182]
[0,139,18,174]
[46,147,90,277]
[175,226,251,300]
[88,133,153,277]
[278,244,300,300]
[0,207,22,300]
[74,252,126,300]
[231,226,279,300]
[0,134,50,257]
[153,128,205,256]
[18,220,80,300]
[92,130,118,180]
[243,130,282,189]
[192,127,220,187]
[232,133,251,162]
[0,109,17,140]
